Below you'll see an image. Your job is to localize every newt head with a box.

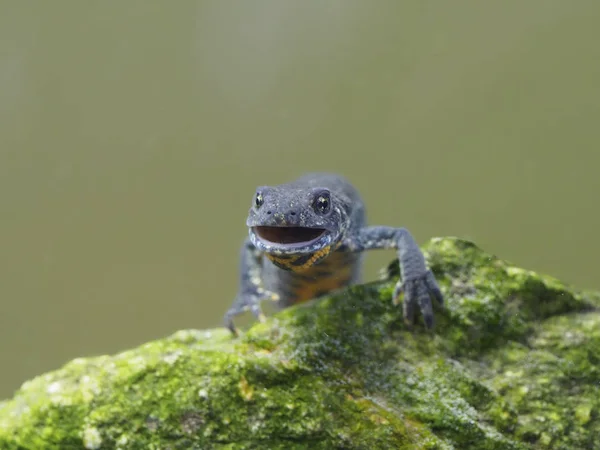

[246,184,348,271]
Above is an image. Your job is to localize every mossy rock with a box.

[1,237,599,449]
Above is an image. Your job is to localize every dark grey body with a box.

[225,173,443,335]
[262,174,365,307]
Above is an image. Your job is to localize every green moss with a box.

[1,237,598,449]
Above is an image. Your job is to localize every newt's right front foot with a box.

[224,287,279,336]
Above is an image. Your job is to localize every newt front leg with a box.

[343,226,444,328]
[224,239,279,336]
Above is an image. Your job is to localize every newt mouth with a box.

[253,226,327,246]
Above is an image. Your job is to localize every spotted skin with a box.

[266,246,361,308]
[224,173,444,335]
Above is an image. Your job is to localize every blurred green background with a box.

[1,0,599,400]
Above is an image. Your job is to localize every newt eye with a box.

[255,192,264,209]
[313,191,331,214]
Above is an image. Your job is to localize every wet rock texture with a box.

[1,237,598,449]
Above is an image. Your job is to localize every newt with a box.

[224,173,444,335]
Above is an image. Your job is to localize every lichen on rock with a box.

[1,237,598,449]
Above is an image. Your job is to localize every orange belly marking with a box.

[292,257,354,303]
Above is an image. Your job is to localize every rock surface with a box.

[1,237,599,449]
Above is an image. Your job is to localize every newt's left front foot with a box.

[393,269,443,329]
